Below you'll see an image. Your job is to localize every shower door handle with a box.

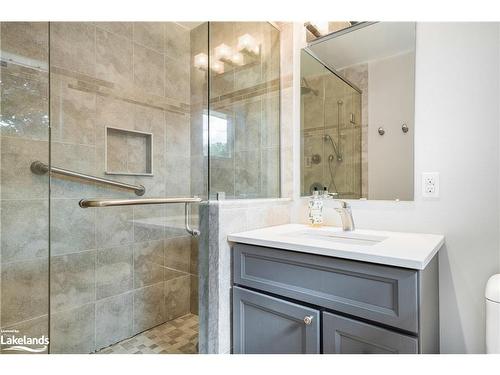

[79,197,203,236]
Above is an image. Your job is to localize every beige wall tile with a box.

[96,246,133,300]
[1,258,48,326]
[164,236,191,273]
[133,23,165,53]
[50,74,96,145]
[133,43,165,97]
[50,251,96,312]
[95,292,133,350]
[50,303,95,354]
[96,28,133,87]
[165,23,190,61]
[1,22,48,62]
[94,22,133,39]
[133,283,165,334]
[133,240,164,288]
[165,110,190,157]
[50,22,96,77]
[165,56,190,102]
[96,206,134,248]
[50,199,96,256]
[1,200,48,263]
[0,138,48,199]
[133,205,166,243]
[164,275,190,321]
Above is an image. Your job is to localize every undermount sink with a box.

[289,229,388,246]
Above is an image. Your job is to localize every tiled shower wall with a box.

[0,22,201,354]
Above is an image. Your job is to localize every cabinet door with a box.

[323,312,418,354]
[233,287,320,354]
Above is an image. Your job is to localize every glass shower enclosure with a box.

[300,49,362,199]
[0,21,280,354]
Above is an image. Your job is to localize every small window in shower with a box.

[105,126,153,176]
[203,111,230,158]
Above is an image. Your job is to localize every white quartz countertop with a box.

[227,224,445,270]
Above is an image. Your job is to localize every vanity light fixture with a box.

[237,33,259,56]
[194,52,208,71]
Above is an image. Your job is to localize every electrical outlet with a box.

[422,172,439,198]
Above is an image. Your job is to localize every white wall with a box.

[368,51,415,200]
[292,22,500,353]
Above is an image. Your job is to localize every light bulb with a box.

[237,33,258,54]
[194,53,208,71]
[214,43,233,61]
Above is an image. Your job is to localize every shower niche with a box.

[105,126,153,176]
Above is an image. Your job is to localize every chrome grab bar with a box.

[30,161,146,196]
[79,197,202,208]
[79,197,202,236]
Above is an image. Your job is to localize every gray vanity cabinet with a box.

[322,312,418,354]
[232,243,439,354]
[233,286,320,354]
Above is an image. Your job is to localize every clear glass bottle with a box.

[308,187,323,226]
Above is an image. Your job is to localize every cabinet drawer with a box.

[233,286,320,354]
[233,244,418,333]
[323,312,418,354]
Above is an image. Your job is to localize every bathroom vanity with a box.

[228,224,444,354]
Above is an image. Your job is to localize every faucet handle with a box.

[334,199,349,209]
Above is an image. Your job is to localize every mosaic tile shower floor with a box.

[97,314,198,354]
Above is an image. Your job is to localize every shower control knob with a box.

[303,316,314,325]
[378,127,385,136]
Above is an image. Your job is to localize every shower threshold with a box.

[96,314,198,354]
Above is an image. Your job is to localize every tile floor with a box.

[96,314,198,354]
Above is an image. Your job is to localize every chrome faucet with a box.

[324,192,355,231]
[334,200,355,231]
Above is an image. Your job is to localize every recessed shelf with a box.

[105,126,153,176]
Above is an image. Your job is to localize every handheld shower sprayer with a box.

[323,134,342,162]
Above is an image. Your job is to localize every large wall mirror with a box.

[300,22,416,200]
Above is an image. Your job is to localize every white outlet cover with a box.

[422,172,440,198]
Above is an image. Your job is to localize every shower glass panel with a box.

[47,22,207,354]
[0,22,50,354]
[1,21,208,354]
[208,22,280,199]
[301,50,362,198]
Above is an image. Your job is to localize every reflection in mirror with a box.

[301,22,416,201]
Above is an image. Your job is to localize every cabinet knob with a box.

[303,315,314,325]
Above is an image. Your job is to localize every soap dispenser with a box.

[308,187,324,226]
